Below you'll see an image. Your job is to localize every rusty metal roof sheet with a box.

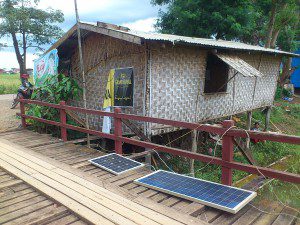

[216,53,263,77]
[125,29,298,57]
[48,22,299,57]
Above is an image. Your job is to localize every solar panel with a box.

[89,153,144,175]
[134,170,256,213]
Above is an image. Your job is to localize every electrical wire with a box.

[146,125,300,219]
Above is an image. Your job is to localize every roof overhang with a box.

[45,21,299,60]
[45,22,143,58]
[216,53,263,77]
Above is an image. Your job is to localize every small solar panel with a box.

[89,153,144,175]
[134,170,256,213]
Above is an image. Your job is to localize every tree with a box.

[152,0,259,41]
[0,0,64,74]
[153,0,299,85]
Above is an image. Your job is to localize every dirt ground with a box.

[0,94,20,132]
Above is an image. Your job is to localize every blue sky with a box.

[0,0,162,69]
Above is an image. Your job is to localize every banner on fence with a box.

[102,67,134,133]
[33,49,59,87]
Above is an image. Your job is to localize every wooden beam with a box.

[265,106,272,131]
[190,130,197,177]
[246,111,252,148]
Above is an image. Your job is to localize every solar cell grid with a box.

[134,170,256,213]
[89,153,144,175]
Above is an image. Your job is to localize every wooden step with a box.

[0,139,201,225]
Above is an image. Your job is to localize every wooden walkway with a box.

[0,129,299,225]
[0,167,86,224]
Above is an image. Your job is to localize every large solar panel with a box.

[89,153,144,175]
[134,170,256,213]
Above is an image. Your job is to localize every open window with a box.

[204,53,229,94]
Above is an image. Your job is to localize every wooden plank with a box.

[180,202,206,216]
[3,183,30,193]
[122,182,139,190]
[0,159,115,225]
[0,200,53,224]
[0,195,47,216]
[0,141,193,225]
[198,208,223,223]
[46,214,79,225]
[0,150,150,225]
[133,196,206,225]
[0,179,23,189]
[5,205,69,225]
[160,196,181,207]
[138,189,158,198]
[32,173,143,225]
[0,143,185,225]
[252,203,284,225]
[0,175,14,183]
[211,205,251,225]
[112,171,150,187]
[0,191,39,208]
[69,221,88,225]
[130,186,148,195]
[172,200,191,210]
[0,187,34,203]
[231,207,262,225]
[150,193,169,203]
[271,207,298,225]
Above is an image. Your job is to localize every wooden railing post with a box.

[20,98,26,128]
[221,120,235,186]
[114,108,123,155]
[60,101,67,142]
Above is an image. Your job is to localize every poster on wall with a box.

[33,49,59,87]
[102,67,134,133]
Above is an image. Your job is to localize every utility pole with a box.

[74,0,90,147]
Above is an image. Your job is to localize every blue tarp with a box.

[291,49,300,88]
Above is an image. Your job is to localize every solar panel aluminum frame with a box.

[134,170,257,214]
[89,153,144,175]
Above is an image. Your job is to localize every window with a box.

[204,53,229,94]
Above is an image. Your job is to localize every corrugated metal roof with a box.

[49,22,299,57]
[124,29,297,57]
[216,53,263,77]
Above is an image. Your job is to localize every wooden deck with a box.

[0,167,87,224]
[0,129,299,225]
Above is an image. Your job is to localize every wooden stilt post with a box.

[265,106,271,131]
[74,0,90,148]
[246,111,252,148]
[20,99,26,128]
[114,108,123,155]
[221,120,234,186]
[190,129,197,177]
[60,101,67,142]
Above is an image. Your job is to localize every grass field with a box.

[0,73,33,95]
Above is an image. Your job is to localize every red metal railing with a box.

[18,99,300,185]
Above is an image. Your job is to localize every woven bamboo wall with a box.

[69,33,146,131]
[67,34,281,135]
[149,44,281,134]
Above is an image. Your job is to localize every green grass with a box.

[157,100,300,197]
[0,73,34,94]
[0,74,21,94]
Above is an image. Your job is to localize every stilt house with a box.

[47,21,298,135]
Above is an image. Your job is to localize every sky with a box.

[0,0,161,69]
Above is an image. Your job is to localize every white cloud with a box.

[0,51,37,69]
[122,17,157,32]
[0,1,160,69]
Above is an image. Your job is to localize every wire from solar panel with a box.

[150,124,205,173]
[147,126,300,219]
[238,129,300,216]
[249,203,300,220]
